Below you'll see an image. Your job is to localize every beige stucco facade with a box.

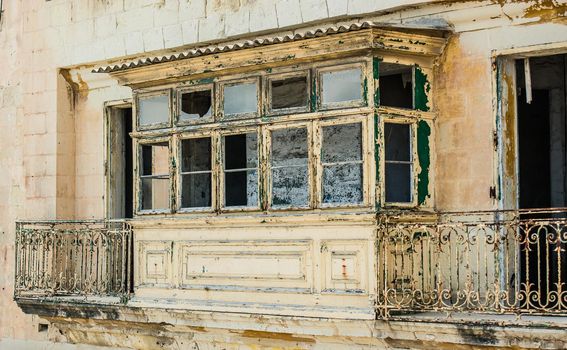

[1,0,567,349]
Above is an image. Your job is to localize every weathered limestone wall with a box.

[0,0,567,348]
[435,19,567,211]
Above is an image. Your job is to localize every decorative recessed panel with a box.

[321,240,368,294]
[330,252,359,283]
[178,241,312,292]
[138,241,172,288]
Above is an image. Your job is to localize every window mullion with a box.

[312,120,322,209]
[260,125,268,211]
[170,135,177,212]
[212,131,220,212]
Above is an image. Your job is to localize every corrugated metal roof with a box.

[93,21,399,74]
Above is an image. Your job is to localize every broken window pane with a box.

[321,123,363,204]
[384,123,412,203]
[271,127,309,207]
[223,133,258,207]
[223,82,257,116]
[139,93,169,127]
[321,68,362,106]
[180,138,212,208]
[271,76,308,110]
[179,89,212,122]
[380,63,413,109]
[140,142,170,210]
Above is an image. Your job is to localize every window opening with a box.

[379,63,413,109]
[223,82,257,116]
[384,123,412,203]
[270,127,309,208]
[180,137,212,208]
[140,142,170,210]
[223,133,259,207]
[138,93,170,127]
[321,123,363,204]
[321,67,363,106]
[270,76,308,111]
[179,89,212,122]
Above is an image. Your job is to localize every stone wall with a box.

[1,0,567,348]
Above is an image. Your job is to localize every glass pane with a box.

[272,167,308,207]
[323,164,363,204]
[139,94,169,126]
[321,68,362,105]
[141,142,169,176]
[225,170,258,207]
[271,76,308,110]
[181,173,211,208]
[223,82,257,115]
[384,123,411,162]
[224,133,258,207]
[379,63,413,109]
[271,128,308,167]
[322,123,362,163]
[141,177,169,210]
[181,138,211,172]
[224,133,258,169]
[180,90,212,121]
[385,163,412,203]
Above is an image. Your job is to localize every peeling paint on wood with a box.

[417,119,431,205]
[414,66,430,111]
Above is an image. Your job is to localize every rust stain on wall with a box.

[59,69,89,100]
[236,329,316,343]
[523,0,567,22]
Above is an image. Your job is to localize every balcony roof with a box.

[92,21,450,75]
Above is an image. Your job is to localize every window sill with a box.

[128,208,378,228]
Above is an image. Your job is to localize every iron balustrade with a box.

[377,208,567,317]
[14,220,132,300]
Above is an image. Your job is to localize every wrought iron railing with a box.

[15,220,132,300]
[377,208,567,317]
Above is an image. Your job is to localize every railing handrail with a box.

[16,218,131,224]
[379,206,567,216]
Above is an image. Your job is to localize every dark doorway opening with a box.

[515,54,567,309]
[107,105,134,219]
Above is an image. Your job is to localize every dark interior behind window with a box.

[384,123,412,203]
[380,63,413,109]
[271,76,308,110]
[181,137,212,208]
[180,90,212,122]
[224,133,258,207]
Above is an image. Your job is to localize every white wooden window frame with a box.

[380,114,419,208]
[219,126,262,212]
[315,115,371,209]
[131,58,380,216]
[218,77,261,121]
[135,89,172,131]
[316,63,367,111]
[265,121,314,211]
[264,70,311,116]
[176,131,217,213]
[135,136,173,215]
[175,84,215,126]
